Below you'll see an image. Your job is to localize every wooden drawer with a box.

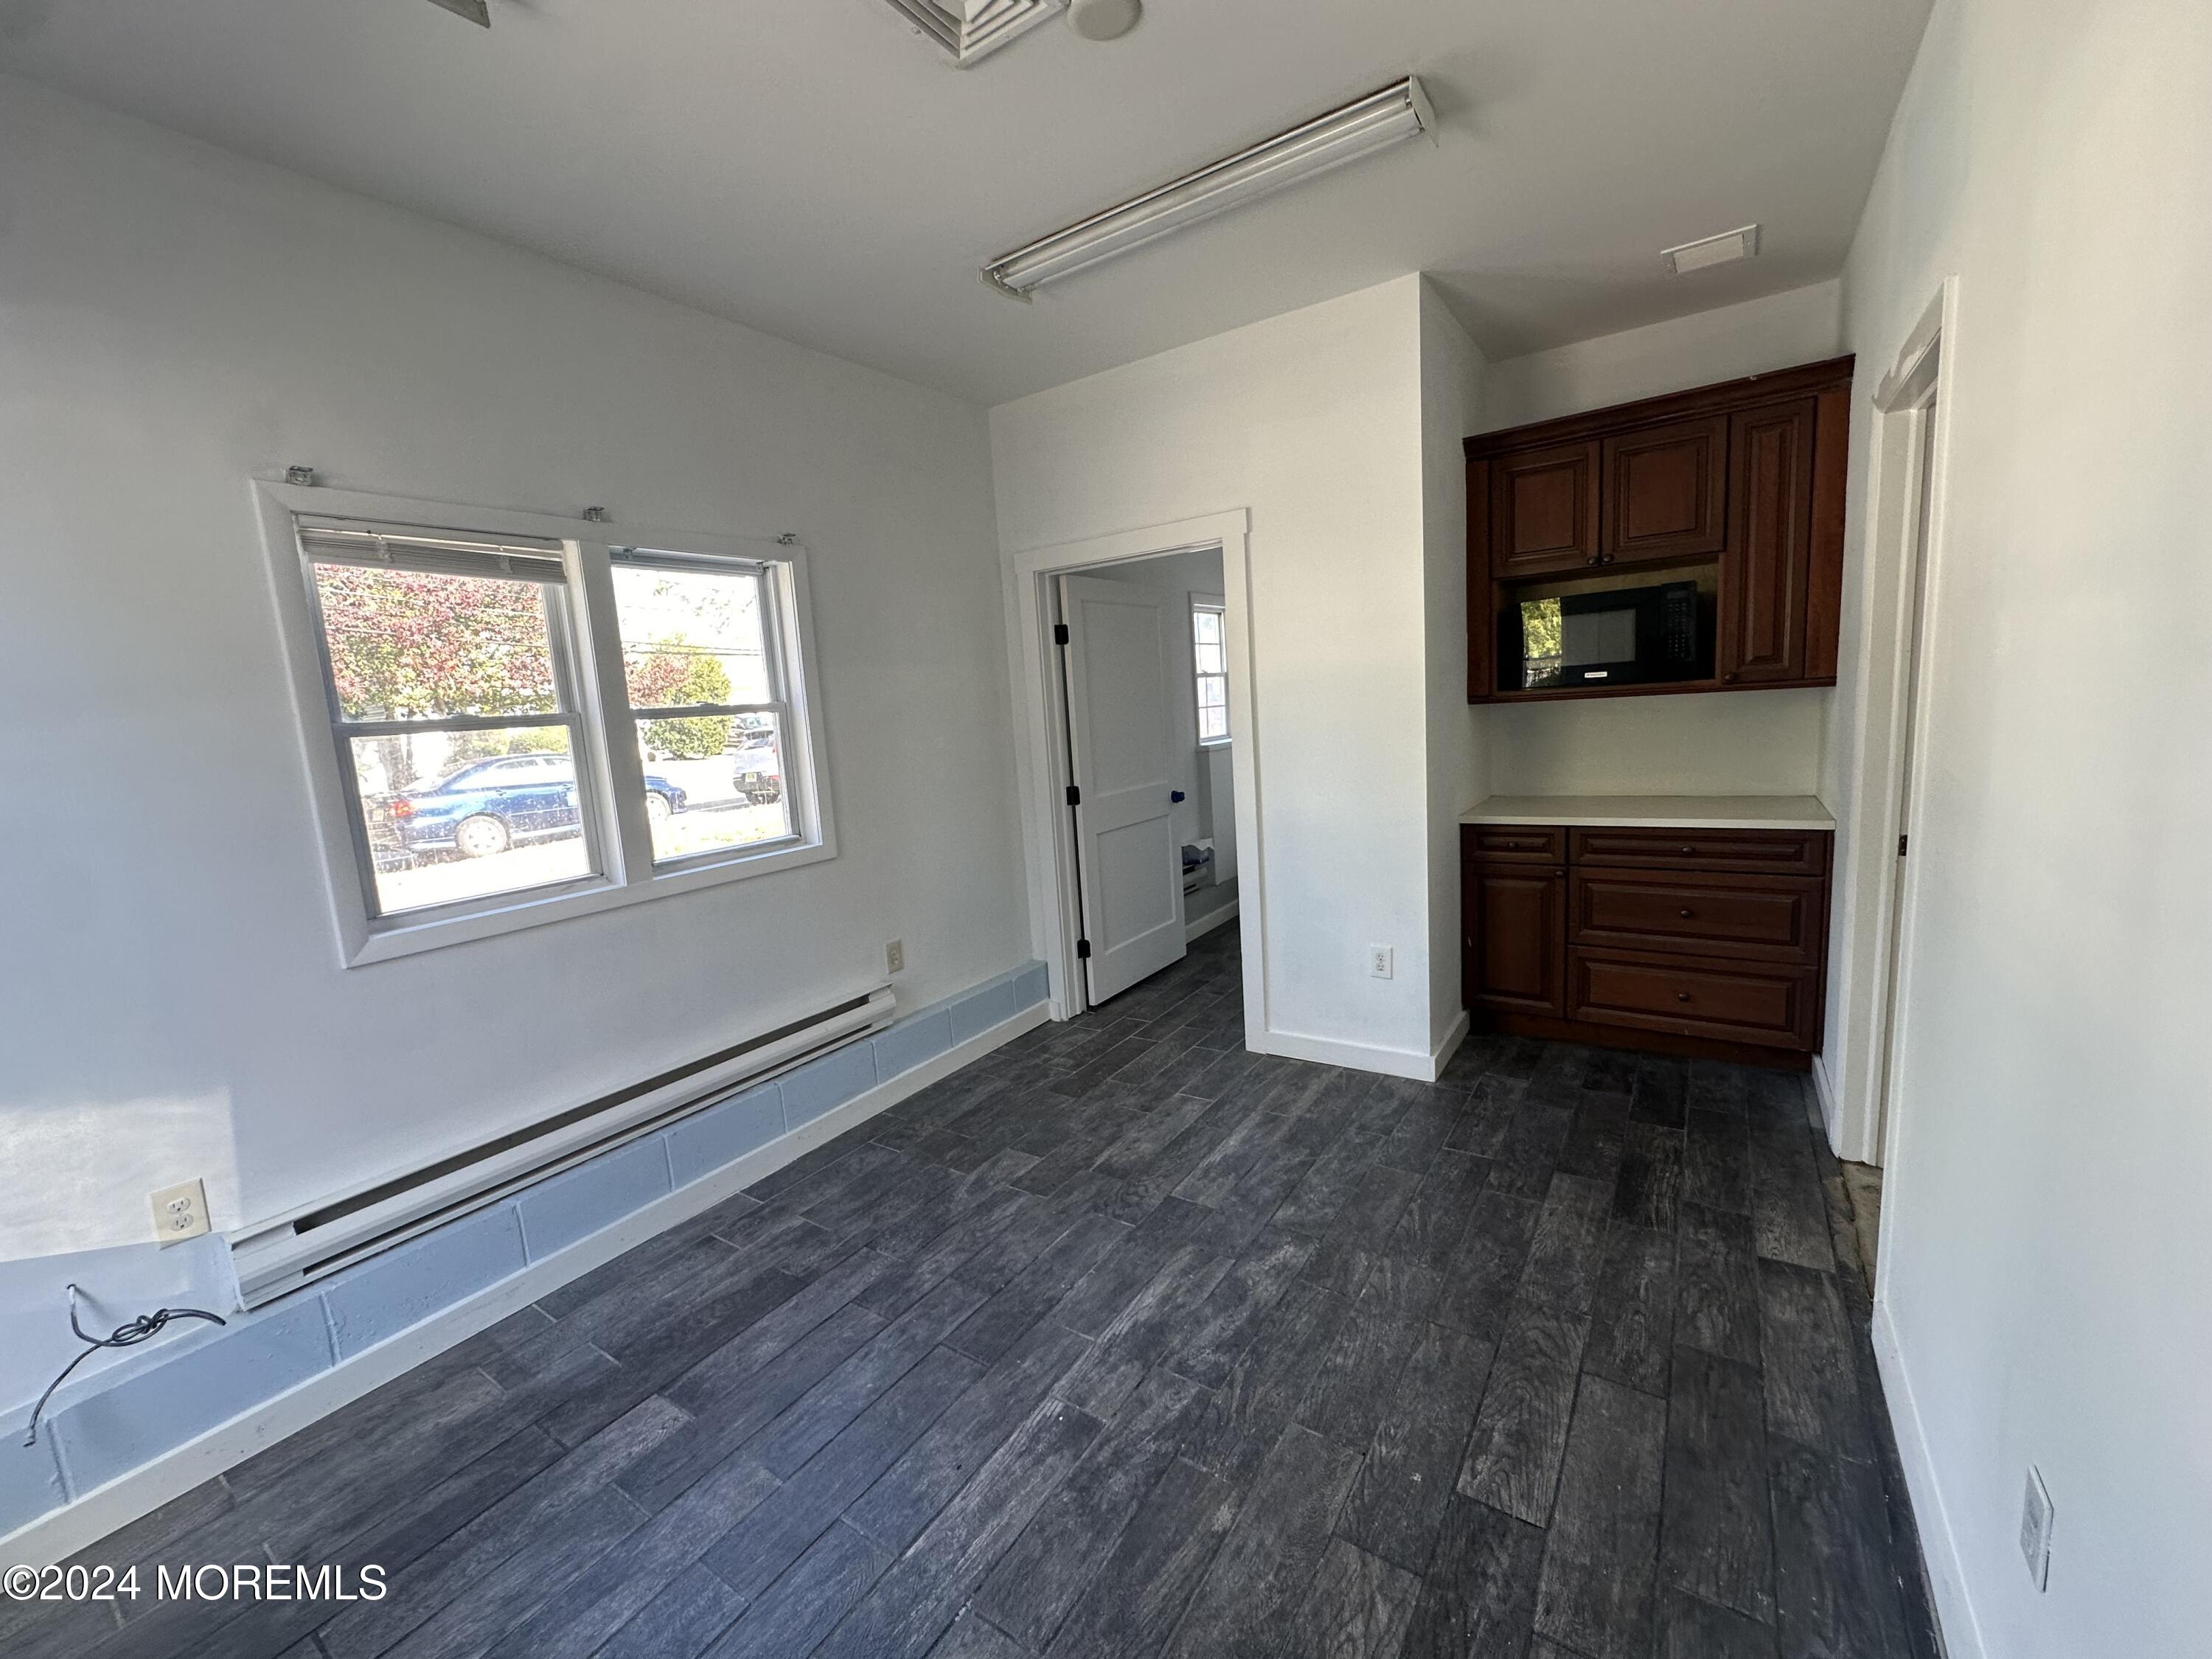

[1463,824,1566,865]
[1568,869,1827,965]
[1568,825,1829,877]
[1569,948,1820,1052]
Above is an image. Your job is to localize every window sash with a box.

[1192,598,1230,746]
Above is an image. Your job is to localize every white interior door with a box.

[1874,398,1940,1159]
[1060,573,1186,1003]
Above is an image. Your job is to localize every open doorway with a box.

[1003,509,1264,1047]
[1055,549,1239,1006]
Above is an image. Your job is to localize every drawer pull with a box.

[1677,845,1697,855]
[1676,991,1692,1003]
[1678,908,1694,919]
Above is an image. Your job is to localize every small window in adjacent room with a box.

[275,495,836,964]
[1192,595,1229,744]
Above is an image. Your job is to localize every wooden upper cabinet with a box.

[1601,415,1728,565]
[1720,398,1818,684]
[1490,441,1601,576]
[1464,355,1853,703]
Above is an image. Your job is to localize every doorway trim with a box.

[1823,279,1960,1177]
[1002,509,1265,1040]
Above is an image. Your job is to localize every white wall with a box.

[1419,284,1489,1043]
[1475,283,1845,801]
[1826,4,2212,1656]
[0,80,1026,1411]
[992,277,1456,1068]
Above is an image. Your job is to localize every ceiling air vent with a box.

[883,0,1064,65]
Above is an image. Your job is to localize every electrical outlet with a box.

[2020,1465,2054,1590]
[1368,945,1394,980]
[150,1179,209,1247]
[886,939,905,974]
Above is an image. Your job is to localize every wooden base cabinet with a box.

[1463,823,1832,1066]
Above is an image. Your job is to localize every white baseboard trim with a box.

[3,999,1050,1568]
[1871,1295,1984,1659]
[1809,1052,1846,1156]
[1262,1026,1438,1082]
[1184,898,1239,945]
[1429,1009,1471,1082]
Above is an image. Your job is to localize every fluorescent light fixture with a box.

[883,0,1063,65]
[1663,223,1761,275]
[982,77,1436,299]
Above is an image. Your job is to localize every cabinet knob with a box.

[1676,991,1692,1003]
[1722,672,1739,684]
[1678,908,1694,919]
[1678,846,1696,855]
[1585,554,1601,566]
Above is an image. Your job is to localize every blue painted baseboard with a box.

[3,961,1048,1540]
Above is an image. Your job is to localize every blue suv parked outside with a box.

[386,754,685,858]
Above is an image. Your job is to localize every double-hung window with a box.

[268,487,834,964]
[1192,596,1230,745]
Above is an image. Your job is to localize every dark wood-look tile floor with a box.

[7,925,1943,1659]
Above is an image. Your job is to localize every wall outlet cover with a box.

[886,939,905,974]
[1368,945,1394,980]
[2020,1464,2054,1590]
[151,1178,210,1247]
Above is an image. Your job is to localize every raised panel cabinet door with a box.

[1490,442,1602,576]
[1467,865,1565,1016]
[1601,415,1729,564]
[1719,398,1818,684]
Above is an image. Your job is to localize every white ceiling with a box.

[0,0,1930,405]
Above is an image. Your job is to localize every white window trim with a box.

[255,481,838,967]
[1192,591,1231,748]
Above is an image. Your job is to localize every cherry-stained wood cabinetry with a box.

[1466,357,1853,703]
[1463,821,1834,1066]
[1489,441,1602,577]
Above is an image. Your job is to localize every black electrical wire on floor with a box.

[22,1284,227,1447]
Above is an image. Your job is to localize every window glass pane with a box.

[1198,677,1227,709]
[613,563,772,709]
[1195,640,1227,675]
[352,726,593,915]
[1199,705,1229,742]
[639,714,793,863]
[1193,609,1221,645]
[313,563,560,721]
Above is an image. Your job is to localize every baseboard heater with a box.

[228,986,896,1310]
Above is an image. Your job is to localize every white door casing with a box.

[1059,573,1187,1001]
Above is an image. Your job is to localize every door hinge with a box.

[1053,622,1070,645]
[1076,939,1092,960]
[1066,785,1081,807]
[1898,833,1909,857]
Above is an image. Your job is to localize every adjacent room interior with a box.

[3,3,2207,1658]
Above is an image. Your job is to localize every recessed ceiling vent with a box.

[1663,223,1761,275]
[883,0,1065,65]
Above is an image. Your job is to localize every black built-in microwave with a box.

[1516,580,1704,690]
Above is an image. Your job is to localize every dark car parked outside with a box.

[386,754,685,858]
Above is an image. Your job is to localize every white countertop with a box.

[1461,794,1837,831]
